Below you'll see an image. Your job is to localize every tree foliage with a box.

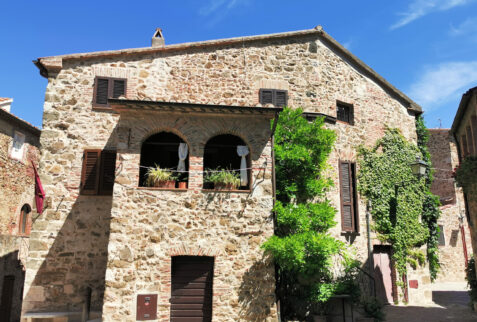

[357,128,430,278]
[415,114,441,281]
[262,107,352,318]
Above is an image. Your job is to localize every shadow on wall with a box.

[0,249,25,322]
[22,194,113,314]
[238,254,277,322]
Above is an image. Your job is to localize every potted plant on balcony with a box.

[204,169,241,190]
[146,166,176,188]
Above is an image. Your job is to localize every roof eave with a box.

[451,86,477,134]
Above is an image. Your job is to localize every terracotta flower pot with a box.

[178,182,187,189]
[154,180,176,189]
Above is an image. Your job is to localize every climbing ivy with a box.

[262,107,355,319]
[357,128,430,285]
[415,115,441,281]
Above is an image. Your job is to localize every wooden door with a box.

[373,246,393,304]
[0,275,15,321]
[170,256,214,322]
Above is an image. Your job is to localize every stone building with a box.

[451,86,477,275]
[0,97,41,322]
[427,129,472,282]
[24,26,429,321]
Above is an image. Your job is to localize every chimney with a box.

[151,28,165,48]
[0,98,13,113]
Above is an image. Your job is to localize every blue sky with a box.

[1,0,476,129]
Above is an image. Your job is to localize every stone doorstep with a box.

[22,311,101,322]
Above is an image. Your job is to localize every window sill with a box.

[92,106,118,113]
[201,189,251,193]
[137,187,188,192]
[336,120,354,126]
[341,231,360,236]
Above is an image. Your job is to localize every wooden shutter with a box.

[95,78,109,105]
[340,161,355,231]
[99,150,117,195]
[259,89,273,105]
[81,150,101,195]
[112,79,126,98]
[275,90,288,107]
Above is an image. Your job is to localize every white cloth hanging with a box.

[237,145,249,186]
[177,143,188,172]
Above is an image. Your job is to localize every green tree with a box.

[263,107,351,318]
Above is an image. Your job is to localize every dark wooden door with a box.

[170,256,214,322]
[0,276,15,321]
[373,246,393,304]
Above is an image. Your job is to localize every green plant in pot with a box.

[204,169,240,190]
[146,166,177,188]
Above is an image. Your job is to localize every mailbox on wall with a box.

[136,294,157,321]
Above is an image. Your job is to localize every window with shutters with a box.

[337,101,354,125]
[80,149,117,195]
[93,76,127,108]
[339,161,359,232]
[259,88,288,107]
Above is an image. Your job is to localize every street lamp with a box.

[410,156,428,178]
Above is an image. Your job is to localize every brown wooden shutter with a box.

[340,161,355,231]
[112,79,126,98]
[95,78,109,105]
[81,150,101,195]
[99,150,117,195]
[275,90,288,107]
[259,89,274,105]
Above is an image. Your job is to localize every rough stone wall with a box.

[0,115,39,322]
[101,112,276,321]
[0,235,28,322]
[24,32,420,319]
[0,116,40,236]
[428,129,472,282]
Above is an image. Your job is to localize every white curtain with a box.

[237,145,249,186]
[177,143,188,172]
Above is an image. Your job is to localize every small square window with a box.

[259,89,288,107]
[10,131,25,161]
[93,77,127,108]
[337,102,354,125]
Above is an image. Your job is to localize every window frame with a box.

[336,101,354,125]
[92,76,127,108]
[339,161,359,232]
[80,149,117,196]
[259,88,288,107]
[438,224,445,246]
[10,130,25,161]
[18,204,31,236]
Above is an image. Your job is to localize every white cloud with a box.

[408,61,477,111]
[390,0,475,30]
[449,17,477,36]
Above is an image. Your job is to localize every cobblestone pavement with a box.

[384,283,477,321]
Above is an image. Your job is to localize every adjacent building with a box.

[451,86,477,275]
[427,129,472,282]
[23,26,430,321]
[0,98,41,322]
